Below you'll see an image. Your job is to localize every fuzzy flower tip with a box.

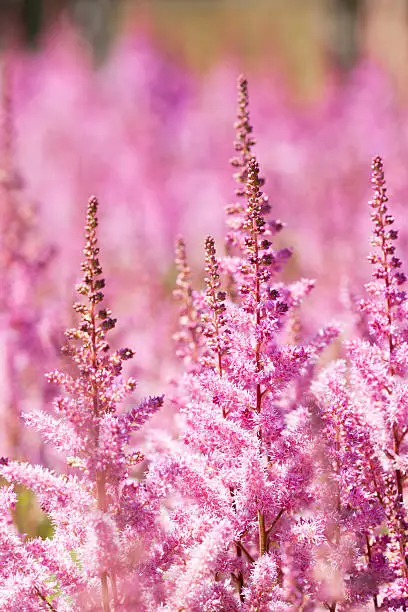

[362,156,407,356]
[368,157,406,292]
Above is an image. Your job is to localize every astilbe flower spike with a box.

[226,76,285,260]
[0,195,163,611]
[312,361,386,610]
[356,157,408,606]
[201,235,230,377]
[313,156,408,609]
[147,76,329,611]
[226,75,256,254]
[230,76,254,194]
[364,156,407,353]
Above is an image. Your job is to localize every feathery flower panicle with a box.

[155,75,328,610]
[201,236,230,375]
[311,361,387,608]
[243,553,289,611]
[44,197,149,485]
[0,195,163,611]
[357,158,408,600]
[312,157,408,609]
[0,485,60,611]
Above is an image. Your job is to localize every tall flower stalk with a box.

[313,156,408,609]
[355,156,408,606]
[0,196,163,610]
[147,76,327,611]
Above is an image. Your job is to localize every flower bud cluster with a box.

[369,157,407,292]
[362,156,408,354]
[202,236,230,370]
[226,76,265,253]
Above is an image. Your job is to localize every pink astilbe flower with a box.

[0,485,59,611]
[149,75,332,610]
[243,553,289,612]
[312,156,408,610]
[0,196,163,610]
[360,156,407,353]
[163,519,239,612]
[350,157,408,608]
[312,361,386,609]
[226,75,257,255]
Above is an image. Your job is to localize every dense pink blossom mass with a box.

[3,22,408,612]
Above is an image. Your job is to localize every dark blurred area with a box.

[0,0,407,98]
[0,0,408,82]
[0,0,118,53]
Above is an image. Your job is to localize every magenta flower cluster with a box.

[2,38,408,612]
